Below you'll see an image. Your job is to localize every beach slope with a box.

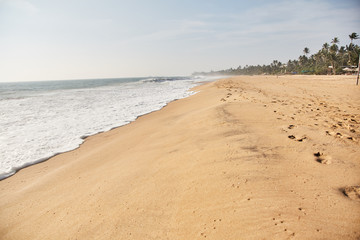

[1,75,359,239]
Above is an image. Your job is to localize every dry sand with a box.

[0,75,359,239]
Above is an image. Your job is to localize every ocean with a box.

[0,76,213,180]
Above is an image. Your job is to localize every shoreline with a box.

[0,81,205,181]
[1,75,359,239]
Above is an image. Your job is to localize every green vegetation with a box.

[194,33,360,76]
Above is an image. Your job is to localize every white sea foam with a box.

[0,77,211,180]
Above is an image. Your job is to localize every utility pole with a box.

[357,53,360,85]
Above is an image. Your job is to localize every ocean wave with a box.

[0,77,206,180]
[140,76,194,83]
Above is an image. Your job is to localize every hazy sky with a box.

[1,0,359,82]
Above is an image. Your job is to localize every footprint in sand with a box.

[336,132,343,138]
[347,136,357,141]
[314,152,332,164]
[330,132,357,141]
[343,186,360,200]
[350,118,358,124]
[297,136,307,142]
[288,135,296,139]
[288,135,307,142]
[325,131,336,136]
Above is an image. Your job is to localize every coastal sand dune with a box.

[0,75,359,239]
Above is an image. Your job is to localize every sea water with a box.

[0,76,211,180]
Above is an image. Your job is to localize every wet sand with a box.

[1,75,359,239]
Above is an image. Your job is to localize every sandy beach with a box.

[1,75,359,239]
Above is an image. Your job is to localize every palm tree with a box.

[322,43,329,51]
[346,44,353,65]
[329,43,339,75]
[349,32,359,44]
[299,55,307,66]
[330,43,339,53]
[327,38,339,74]
[303,47,310,57]
[331,37,339,45]
[321,43,330,69]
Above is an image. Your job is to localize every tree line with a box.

[194,32,360,76]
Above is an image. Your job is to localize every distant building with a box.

[342,66,358,75]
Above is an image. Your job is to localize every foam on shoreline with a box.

[0,77,212,180]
